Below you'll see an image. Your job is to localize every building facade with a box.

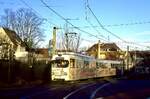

[0,27,28,61]
[86,42,124,60]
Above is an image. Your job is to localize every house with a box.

[0,27,29,61]
[34,48,50,62]
[86,42,123,60]
[0,27,51,82]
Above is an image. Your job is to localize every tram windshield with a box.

[51,60,69,68]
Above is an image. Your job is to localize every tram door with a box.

[70,58,77,80]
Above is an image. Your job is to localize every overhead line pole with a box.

[52,27,57,56]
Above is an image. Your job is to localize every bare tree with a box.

[1,8,44,48]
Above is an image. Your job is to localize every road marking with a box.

[90,83,110,99]
[63,83,96,99]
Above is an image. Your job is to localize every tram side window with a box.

[100,63,107,68]
[76,60,81,68]
[111,64,114,68]
[84,61,89,68]
[111,64,117,68]
[111,64,120,68]
[96,62,103,68]
[70,59,75,68]
[96,62,100,68]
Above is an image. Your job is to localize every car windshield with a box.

[51,60,69,68]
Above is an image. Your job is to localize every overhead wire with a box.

[81,38,97,43]
[20,0,58,26]
[86,19,108,42]
[86,4,127,43]
[86,2,150,49]
[40,0,106,41]
[104,21,150,27]
[65,20,150,28]
[21,0,150,49]
[84,0,109,42]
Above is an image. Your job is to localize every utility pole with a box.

[108,36,110,42]
[8,44,14,83]
[52,27,57,57]
[134,47,137,66]
[8,44,11,82]
[126,46,129,70]
[97,40,101,59]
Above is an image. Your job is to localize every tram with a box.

[50,52,123,81]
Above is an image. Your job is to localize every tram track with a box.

[0,79,116,99]
[18,80,99,99]
[63,83,96,99]
[2,79,150,99]
[63,80,111,99]
[90,83,111,99]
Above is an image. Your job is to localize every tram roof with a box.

[57,51,95,59]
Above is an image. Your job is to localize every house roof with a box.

[86,43,121,52]
[35,48,49,58]
[2,27,28,48]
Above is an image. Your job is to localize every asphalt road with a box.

[1,79,150,99]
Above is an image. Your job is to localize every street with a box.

[1,79,150,99]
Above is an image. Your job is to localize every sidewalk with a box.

[0,80,43,90]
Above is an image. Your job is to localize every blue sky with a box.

[1,0,150,50]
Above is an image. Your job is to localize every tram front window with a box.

[51,60,69,68]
